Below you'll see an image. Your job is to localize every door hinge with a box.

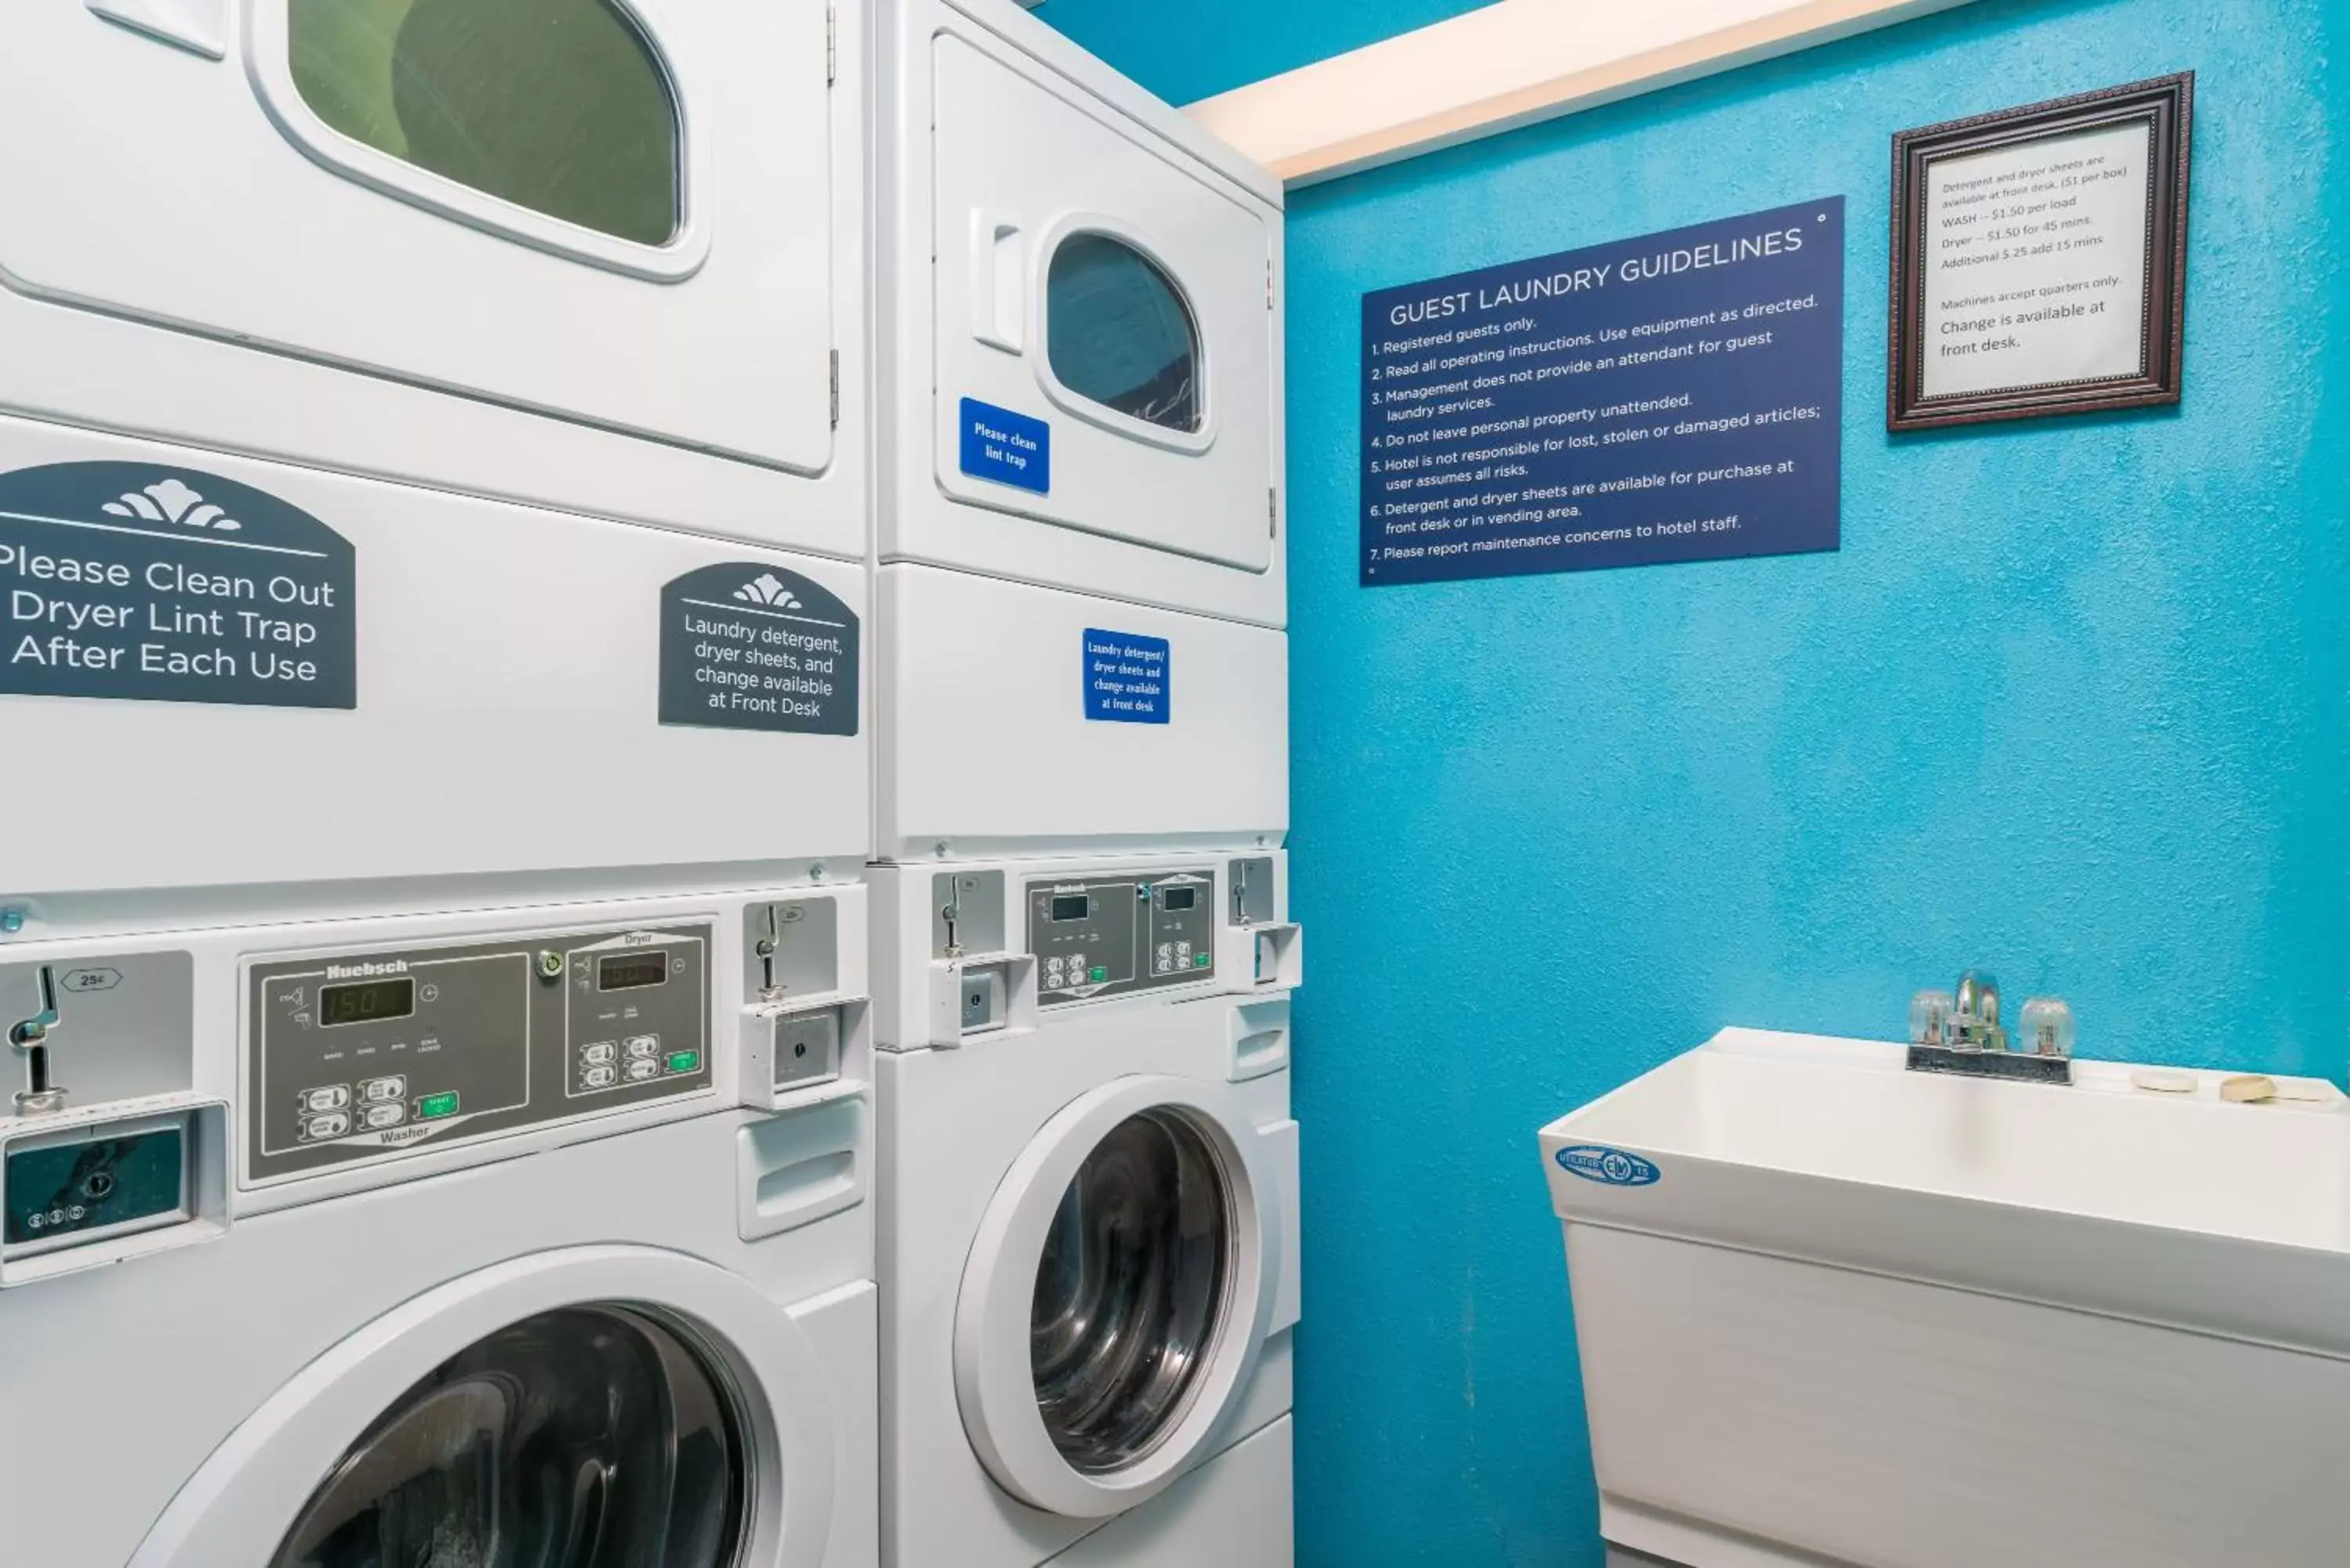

[1269,487,1278,537]
[826,4,837,85]
[830,350,841,428]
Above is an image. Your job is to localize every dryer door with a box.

[0,0,837,479]
[954,1075,1283,1519]
[129,1247,842,1568]
[930,33,1276,574]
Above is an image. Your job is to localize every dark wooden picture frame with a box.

[1887,73,2193,432]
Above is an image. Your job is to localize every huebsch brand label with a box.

[959,397,1050,493]
[1555,1144,1661,1187]
[0,461,356,709]
[1083,628,1170,724]
[660,562,859,735]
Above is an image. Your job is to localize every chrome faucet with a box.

[1950,970,2005,1053]
[1907,968,2072,1085]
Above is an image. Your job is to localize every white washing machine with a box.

[871,0,1289,862]
[0,0,867,548]
[0,882,880,1568]
[871,852,1303,1568]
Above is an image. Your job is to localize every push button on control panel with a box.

[302,1085,349,1114]
[360,1075,406,1104]
[361,1103,406,1130]
[302,1111,351,1141]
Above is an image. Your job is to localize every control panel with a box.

[247,922,711,1183]
[1027,872,1215,1005]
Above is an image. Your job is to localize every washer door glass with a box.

[267,1304,747,1568]
[1045,233,1203,435]
[1031,1108,1231,1473]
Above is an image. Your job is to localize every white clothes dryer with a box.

[0,0,867,551]
[871,852,1302,1568]
[870,0,1289,863]
[0,883,880,1568]
[874,0,1287,627]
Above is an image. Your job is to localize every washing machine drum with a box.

[270,1305,745,1566]
[132,1248,841,1568]
[956,1077,1283,1519]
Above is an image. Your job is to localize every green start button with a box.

[416,1091,460,1120]
[666,1050,702,1075]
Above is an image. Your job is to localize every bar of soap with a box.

[2131,1068,2196,1094]
[2219,1075,2279,1104]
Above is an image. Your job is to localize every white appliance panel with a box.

[1051,1415,1293,1568]
[0,0,841,483]
[876,565,1285,860]
[0,419,867,898]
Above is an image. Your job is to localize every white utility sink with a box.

[1538,1028,2350,1568]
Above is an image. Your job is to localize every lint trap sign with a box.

[0,461,356,708]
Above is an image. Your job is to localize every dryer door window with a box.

[1045,234,1202,435]
[266,1305,748,1567]
[287,0,681,246]
[1031,1107,1231,1472]
[0,0,837,476]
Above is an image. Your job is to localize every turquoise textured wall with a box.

[1045,0,2348,1563]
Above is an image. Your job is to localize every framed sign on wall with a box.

[1887,73,2193,432]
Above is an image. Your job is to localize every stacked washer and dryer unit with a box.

[868,3,1304,1567]
[0,5,880,1567]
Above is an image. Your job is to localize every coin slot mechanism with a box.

[931,869,1005,959]
[0,1096,228,1287]
[743,896,840,1003]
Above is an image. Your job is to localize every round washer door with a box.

[129,1246,839,1568]
[954,1075,1283,1519]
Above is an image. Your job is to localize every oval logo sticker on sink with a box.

[1556,1145,1661,1187]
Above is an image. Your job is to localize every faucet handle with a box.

[2019,997,2076,1060]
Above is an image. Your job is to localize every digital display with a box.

[1161,887,1197,912]
[318,977,416,1028]
[598,952,671,992]
[1050,894,1090,923]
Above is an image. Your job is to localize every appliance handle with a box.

[969,210,1026,353]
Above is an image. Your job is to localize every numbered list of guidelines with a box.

[1361,198,1845,586]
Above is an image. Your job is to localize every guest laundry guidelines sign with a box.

[1360,198,1844,586]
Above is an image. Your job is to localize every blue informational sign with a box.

[959,397,1051,493]
[1082,628,1170,724]
[1361,197,1844,586]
